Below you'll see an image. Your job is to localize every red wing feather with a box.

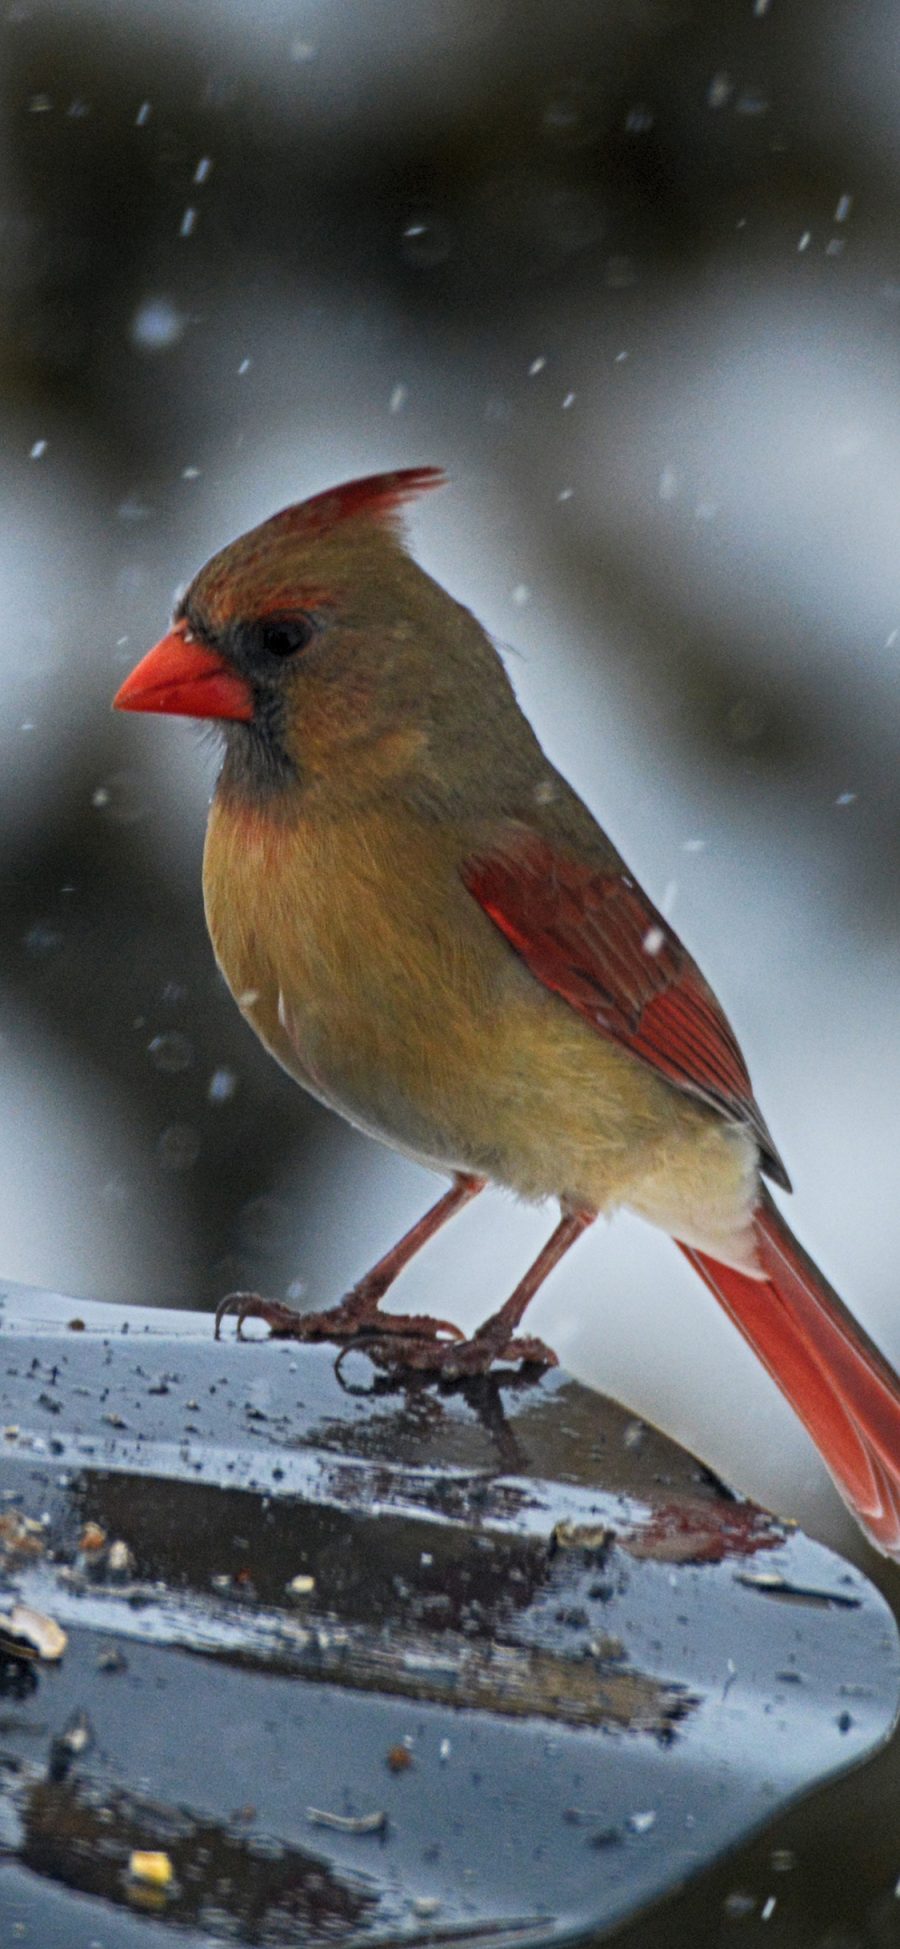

[464,826,900,1559]
[463,827,788,1185]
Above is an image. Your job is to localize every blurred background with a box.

[2,0,899,1574]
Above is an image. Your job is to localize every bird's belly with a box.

[233,956,758,1270]
[202,796,758,1267]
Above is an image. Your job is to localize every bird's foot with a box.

[214,1286,465,1348]
[349,1322,559,1378]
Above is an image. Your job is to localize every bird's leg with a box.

[360,1203,597,1375]
[215,1172,486,1343]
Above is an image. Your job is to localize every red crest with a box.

[271,466,446,539]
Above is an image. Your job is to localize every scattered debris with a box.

[0,1602,67,1662]
[735,1571,862,1607]
[724,1891,756,1919]
[128,1850,174,1888]
[550,1520,611,1557]
[107,1540,137,1583]
[589,1826,625,1849]
[307,1806,388,1835]
[96,1644,128,1674]
[0,1512,46,1558]
[49,1709,94,1781]
[78,1521,107,1553]
[622,1503,783,1565]
[286,1573,316,1599]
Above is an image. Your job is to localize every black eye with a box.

[259,615,315,658]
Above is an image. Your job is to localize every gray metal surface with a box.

[0,1282,897,1947]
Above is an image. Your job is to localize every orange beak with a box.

[113,620,254,722]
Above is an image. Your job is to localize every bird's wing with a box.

[462,823,789,1188]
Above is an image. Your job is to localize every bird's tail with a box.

[677,1187,900,1558]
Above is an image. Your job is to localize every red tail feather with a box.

[678,1189,900,1558]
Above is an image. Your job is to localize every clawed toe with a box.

[488,1333,559,1370]
[354,1306,465,1344]
[213,1288,557,1380]
[214,1289,466,1350]
[214,1292,305,1340]
[352,1326,559,1378]
[442,1329,559,1376]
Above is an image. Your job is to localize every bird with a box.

[114,465,900,1558]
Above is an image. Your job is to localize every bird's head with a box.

[113,467,521,811]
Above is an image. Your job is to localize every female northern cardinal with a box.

[114,467,900,1557]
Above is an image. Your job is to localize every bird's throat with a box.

[218,709,299,807]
